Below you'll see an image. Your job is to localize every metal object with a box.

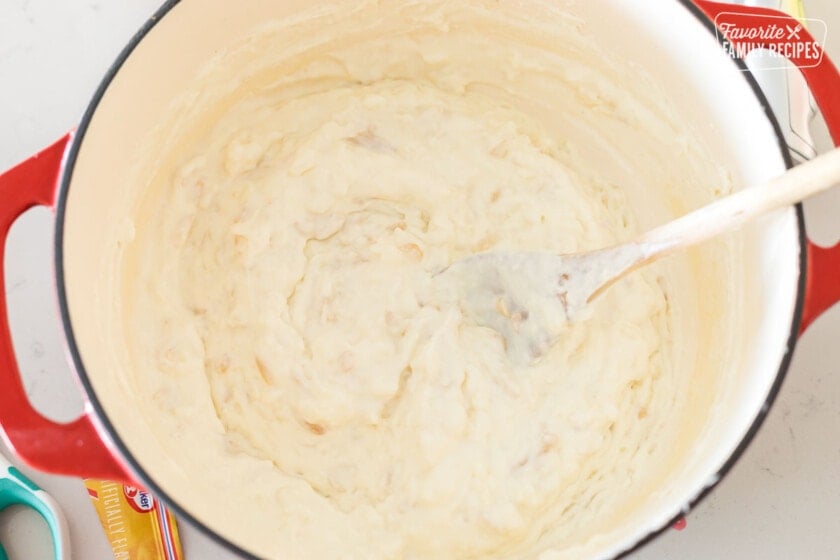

[732,0,819,161]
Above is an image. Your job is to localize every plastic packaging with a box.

[84,479,183,560]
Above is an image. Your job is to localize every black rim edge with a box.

[614,1,805,558]
[53,1,259,558]
[52,2,806,560]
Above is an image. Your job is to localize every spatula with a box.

[439,147,840,365]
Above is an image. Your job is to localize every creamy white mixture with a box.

[121,2,718,558]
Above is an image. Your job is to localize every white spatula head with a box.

[438,148,840,366]
[436,246,645,365]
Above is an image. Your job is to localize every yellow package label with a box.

[84,479,183,560]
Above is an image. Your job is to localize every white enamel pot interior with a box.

[56,0,800,558]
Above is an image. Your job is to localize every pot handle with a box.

[695,0,840,334]
[0,134,132,483]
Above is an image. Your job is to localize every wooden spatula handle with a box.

[637,147,840,259]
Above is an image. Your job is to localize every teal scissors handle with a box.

[0,453,70,560]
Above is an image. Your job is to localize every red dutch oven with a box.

[1,1,839,558]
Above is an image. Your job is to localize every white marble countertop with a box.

[0,1,838,559]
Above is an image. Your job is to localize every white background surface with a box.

[0,1,838,559]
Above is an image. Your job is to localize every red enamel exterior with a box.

[0,134,133,483]
[693,0,840,334]
[802,242,840,332]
